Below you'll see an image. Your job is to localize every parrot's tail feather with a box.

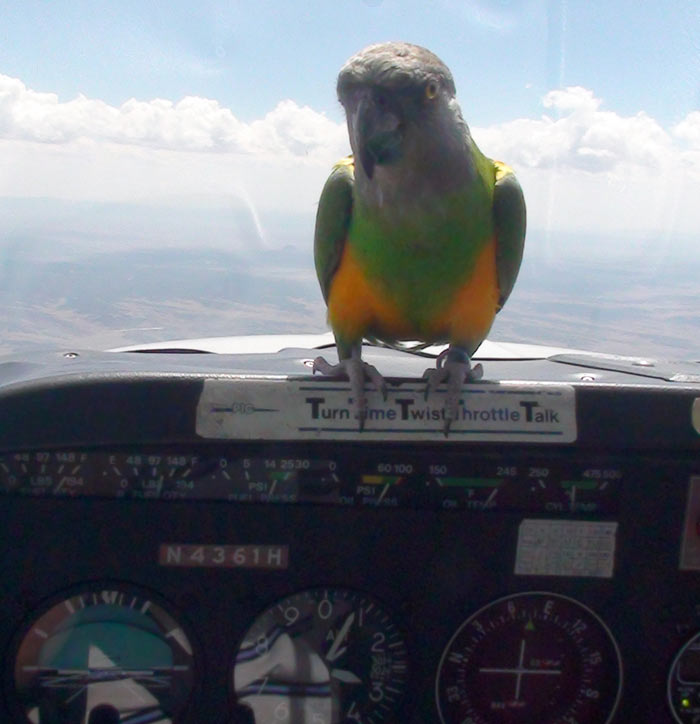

[363,336,441,358]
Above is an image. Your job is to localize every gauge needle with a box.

[326,612,355,662]
[331,668,362,684]
[376,484,390,505]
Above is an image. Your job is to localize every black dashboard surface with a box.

[1,345,700,724]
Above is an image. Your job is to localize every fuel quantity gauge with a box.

[0,451,88,497]
[98,453,210,500]
[11,585,196,724]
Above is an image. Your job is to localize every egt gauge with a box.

[9,584,196,724]
[436,591,622,724]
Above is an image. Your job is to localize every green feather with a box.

[348,176,494,332]
[493,165,527,310]
[313,157,354,304]
[314,150,526,347]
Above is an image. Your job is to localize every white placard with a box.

[196,377,577,442]
[515,519,618,578]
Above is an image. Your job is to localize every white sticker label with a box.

[515,519,618,578]
[679,476,700,571]
[195,378,577,442]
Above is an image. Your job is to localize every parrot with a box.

[313,42,526,432]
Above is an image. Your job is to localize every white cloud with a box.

[474,86,673,173]
[471,86,700,241]
[0,74,347,160]
[674,111,700,147]
[1,74,700,242]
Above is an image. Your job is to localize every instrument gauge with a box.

[0,451,88,496]
[668,630,700,722]
[436,592,622,724]
[10,584,196,723]
[233,588,409,723]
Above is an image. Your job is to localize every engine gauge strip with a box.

[0,446,625,514]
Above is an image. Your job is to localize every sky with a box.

[1,0,699,356]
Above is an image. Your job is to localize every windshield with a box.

[1,1,699,359]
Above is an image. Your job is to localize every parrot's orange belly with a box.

[327,240,499,345]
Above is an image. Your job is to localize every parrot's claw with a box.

[423,348,483,436]
[312,355,387,430]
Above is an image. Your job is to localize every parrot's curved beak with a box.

[353,91,404,179]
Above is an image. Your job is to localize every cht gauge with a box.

[10,584,196,724]
[233,587,409,723]
[436,592,622,724]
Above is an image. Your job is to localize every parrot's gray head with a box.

[337,42,471,187]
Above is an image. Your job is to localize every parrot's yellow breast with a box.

[327,238,500,346]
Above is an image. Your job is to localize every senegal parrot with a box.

[313,42,526,431]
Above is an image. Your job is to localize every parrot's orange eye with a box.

[425,81,438,100]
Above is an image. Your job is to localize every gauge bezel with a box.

[229,585,413,724]
[667,629,700,723]
[4,579,202,724]
[435,590,624,724]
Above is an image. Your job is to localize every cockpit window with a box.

[1,1,698,358]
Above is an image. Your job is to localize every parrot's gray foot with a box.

[423,347,483,436]
[312,353,387,431]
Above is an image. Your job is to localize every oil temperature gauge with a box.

[436,592,622,724]
[233,588,409,723]
[11,584,196,723]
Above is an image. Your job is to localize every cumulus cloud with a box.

[1,74,700,239]
[473,86,674,173]
[674,111,700,147]
[0,74,347,160]
[2,74,698,177]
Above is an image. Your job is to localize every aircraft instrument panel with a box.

[1,346,699,723]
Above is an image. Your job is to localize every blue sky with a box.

[1,1,699,356]
[1,1,700,255]
[2,0,699,126]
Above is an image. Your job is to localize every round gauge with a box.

[233,588,408,723]
[436,592,622,724]
[11,585,196,724]
[667,630,700,722]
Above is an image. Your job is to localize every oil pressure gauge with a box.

[10,584,196,723]
[436,592,622,724]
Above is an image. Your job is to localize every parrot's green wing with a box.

[492,161,526,311]
[314,156,355,303]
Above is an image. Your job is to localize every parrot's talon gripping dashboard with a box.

[1,343,700,724]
